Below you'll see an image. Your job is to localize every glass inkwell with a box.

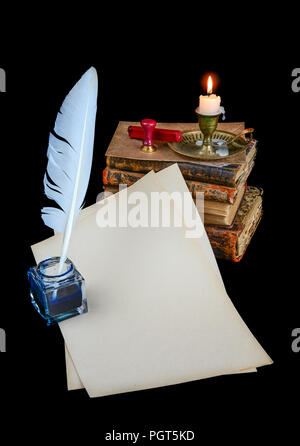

[27,257,88,326]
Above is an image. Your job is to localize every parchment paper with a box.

[32,167,271,397]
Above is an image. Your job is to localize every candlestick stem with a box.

[195,109,221,155]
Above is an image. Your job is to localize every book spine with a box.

[103,168,238,203]
[106,156,238,187]
[186,179,237,203]
[204,225,240,262]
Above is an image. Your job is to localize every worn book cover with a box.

[103,160,254,204]
[105,121,256,187]
[205,186,263,262]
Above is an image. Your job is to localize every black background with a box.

[0,37,299,441]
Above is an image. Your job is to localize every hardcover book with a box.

[103,160,254,204]
[105,122,256,187]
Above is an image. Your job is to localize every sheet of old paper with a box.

[32,168,271,398]
[64,165,256,391]
[64,164,227,390]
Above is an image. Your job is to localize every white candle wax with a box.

[199,94,221,115]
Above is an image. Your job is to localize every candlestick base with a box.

[167,128,253,161]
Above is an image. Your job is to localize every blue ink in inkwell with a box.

[27,257,88,326]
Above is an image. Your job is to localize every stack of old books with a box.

[101,121,263,262]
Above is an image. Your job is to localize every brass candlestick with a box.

[195,107,221,156]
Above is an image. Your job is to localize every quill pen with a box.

[41,67,98,273]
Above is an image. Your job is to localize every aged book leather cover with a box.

[105,122,256,187]
[103,160,254,204]
[205,186,263,262]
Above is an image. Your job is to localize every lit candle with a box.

[199,75,221,115]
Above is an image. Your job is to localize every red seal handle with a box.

[128,125,182,142]
[141,119,156,148]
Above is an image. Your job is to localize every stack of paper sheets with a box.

[32,164,272,398]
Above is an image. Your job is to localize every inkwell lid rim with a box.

[37,257,74,279]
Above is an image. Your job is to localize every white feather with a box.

[42,67,98,272]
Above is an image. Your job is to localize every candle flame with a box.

[207,75,213,94]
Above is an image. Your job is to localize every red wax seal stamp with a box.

[128,123,182,144]
[140,119,157,153]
